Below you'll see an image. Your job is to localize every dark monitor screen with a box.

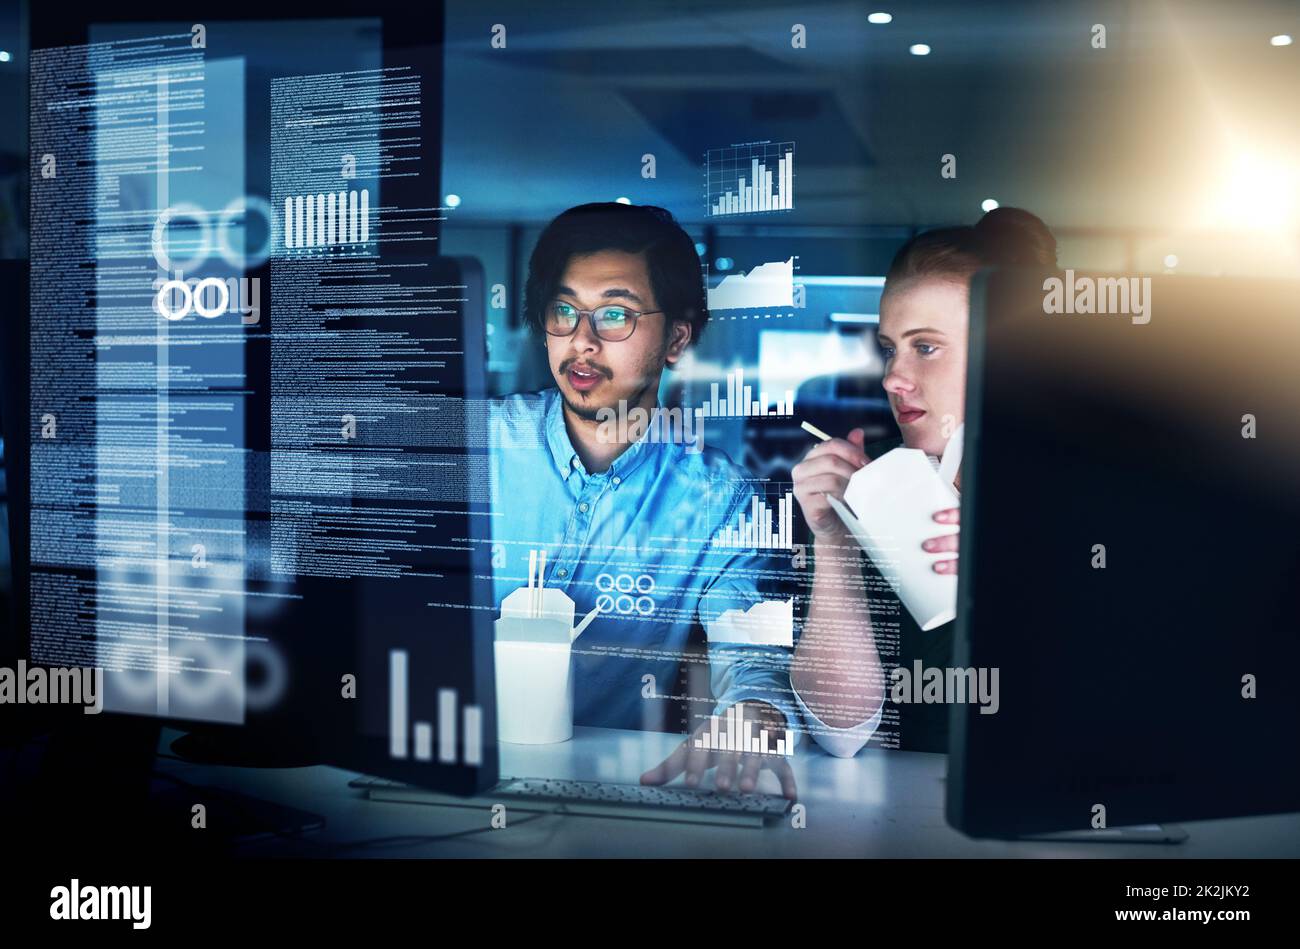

[949,269,1300,836]
[0,261,24,669]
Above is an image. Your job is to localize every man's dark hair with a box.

[523,202,709,346]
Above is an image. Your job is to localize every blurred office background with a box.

[433,0,1300,485]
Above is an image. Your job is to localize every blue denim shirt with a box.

[488,388,796,734]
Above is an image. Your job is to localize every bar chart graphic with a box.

[283,189,372,249]
[706,142,794,216]
[699,366,794,419]
[707,257,795,311]
[389,649,483,765]
[694,701,795,756]
[712,486,794,551]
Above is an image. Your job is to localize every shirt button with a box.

[612,476,621,486]
[578,502,589,513]
[556,567,568,578]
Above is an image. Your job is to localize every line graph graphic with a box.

[707,257,795,311]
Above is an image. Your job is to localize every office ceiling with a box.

[442,0,1300,232]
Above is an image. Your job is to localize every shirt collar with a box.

[544,390,579,476]
[543,388,662,483]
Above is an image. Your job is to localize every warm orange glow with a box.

[1200,151,1300,233]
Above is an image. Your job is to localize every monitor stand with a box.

[169,728,321,768]
[161,729,327,853]
[147,784,326,851]
[1020,824,1188,844]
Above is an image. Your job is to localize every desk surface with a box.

[154,726,1300,858]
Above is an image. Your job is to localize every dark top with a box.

[859,436,954,753]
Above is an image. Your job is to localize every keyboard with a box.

[349,775,793,828]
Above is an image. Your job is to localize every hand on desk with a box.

[639,701,798,800]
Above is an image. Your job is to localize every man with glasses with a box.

[488,202,797,798]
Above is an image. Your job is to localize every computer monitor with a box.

[24,3,498,795]
[949,268,1300,837]
[0,261,27,689]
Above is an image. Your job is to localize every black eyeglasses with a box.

[544,300,665,342]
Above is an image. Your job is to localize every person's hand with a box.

[639,701,798,800]
[792,427,870,540]
[925,506,959,574]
